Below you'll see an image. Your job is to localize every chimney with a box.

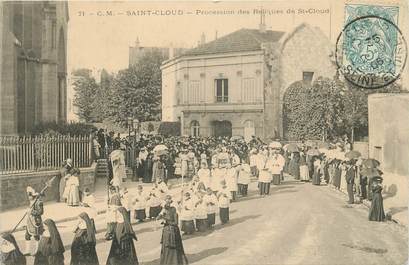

[259,8,266,33]
[200,32,206,46]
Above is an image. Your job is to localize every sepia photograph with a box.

[0,0,408,264]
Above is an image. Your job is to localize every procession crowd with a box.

[0,134,386,265]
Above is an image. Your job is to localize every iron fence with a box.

[0,135,92,175]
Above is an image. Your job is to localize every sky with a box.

[67,0,409,77]
[67,0,340,73]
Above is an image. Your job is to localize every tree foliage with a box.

[283,77,406,141]
[72,50,165,127]
[105,50,165,126]
[72,69,99,122]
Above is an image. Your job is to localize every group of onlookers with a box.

[282,141,386,222]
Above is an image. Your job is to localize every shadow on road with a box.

[140,247,228,265]
[280,180,305,186]
[341,243,388,254]
[388,206,408,216]
[182,214,262,241]
[270,190,298,195]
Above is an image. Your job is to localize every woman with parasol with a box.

[367,173,385,222]
[363,160,381,201]
[286,143,300,180]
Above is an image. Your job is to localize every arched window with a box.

[191,120,200,136]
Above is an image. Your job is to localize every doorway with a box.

[212,120,232,138]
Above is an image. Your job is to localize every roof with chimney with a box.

[181,28,285,57]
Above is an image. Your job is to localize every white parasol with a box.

[153,144,168,152]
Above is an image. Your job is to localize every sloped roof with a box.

[181,28,285,57]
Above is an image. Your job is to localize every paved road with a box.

[15,178,408,265]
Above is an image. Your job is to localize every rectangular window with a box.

[302,71,314,82]
[215,79,228,102]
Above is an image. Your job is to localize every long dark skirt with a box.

[207,213,216,227]
[160,225,188,265]
[106,235,138,265]
[323,165,330,184]
[34,252,64,265]
[135,209,146,221]
[333,168,341,189]
[143,161,153,183]
[219,207,229,224]
[259,182,270,195]
[369,192,385,222]
[367,177,374,201]
[150,206,162,219]
[272,174,281,185]
[70,235,99,265]
[312,167,321,185]
[195,218,208,232]
[289,161,300,179]
[238,184,248,196]
[230,191,237,201]
[181,220,195,234]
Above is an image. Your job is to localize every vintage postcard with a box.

[0,0,408,264]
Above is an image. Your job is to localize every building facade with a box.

[161,24,335,141]
[0,1,69,135]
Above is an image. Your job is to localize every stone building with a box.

[161,23,335,141]
[368,93,409,225]
[0,1,69,135]
[129,38,187,67]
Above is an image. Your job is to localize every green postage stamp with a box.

[336,4,407,89]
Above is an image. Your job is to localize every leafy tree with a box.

[91,69,114,121]
[283,76,407,141]
[72,69,99,122]
[106,50,165,126]
[283,78,348,140]
[342,81,406,141]
[147,122,155,133]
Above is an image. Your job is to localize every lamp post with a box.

[133,118,139,147]
[127,117,133,139]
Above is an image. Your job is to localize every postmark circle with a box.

[335,15,407,89]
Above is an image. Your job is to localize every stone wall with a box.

[0,165,96,211]
[368,94,409,225]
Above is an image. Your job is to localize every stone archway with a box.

[57,27,67,122]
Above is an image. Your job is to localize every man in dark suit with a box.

[345,160,356,204]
